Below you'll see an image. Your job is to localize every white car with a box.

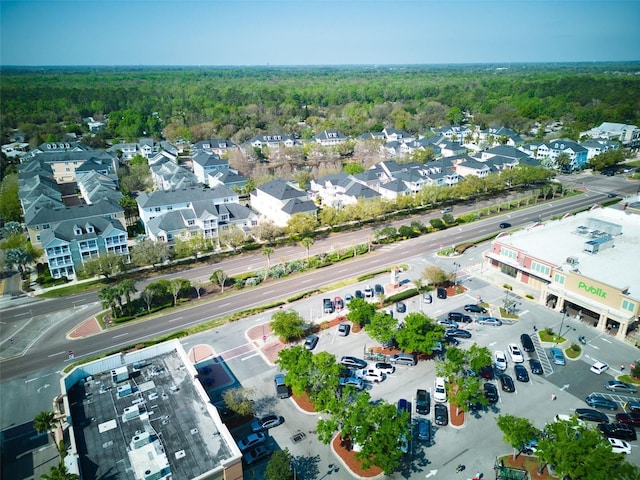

[590,361,610,375]
[608,438,631,455]
[494,350,508,371]
[363,285,374,298]
[507,344,524,363]
[374,362,395,375]
[434,377,447,403]
[356,368,386,383]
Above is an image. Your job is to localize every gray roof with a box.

[209,169,247,186]
[281,197,317,215]
[137,186,237,209]
[380,179,411,193]
[343,182,380,199]
[192,139,235,151]
[147,210,198,235]
[485,145,530,160]
[40,216,126,245]
[26,199,123,226]
[192,152,227,168]
[76,170,123,204]
[256,179,306,201]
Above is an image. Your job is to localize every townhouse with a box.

[250,179,317,227]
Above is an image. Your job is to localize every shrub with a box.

[503,284,513,290]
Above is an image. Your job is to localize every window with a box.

[36,235,41,241]
[499,247,517,260]
[622,300,635,313]
[43,224,50,229]
[167,206,173,211]
[154,207,161,212]
[531,261,550,276]
[553,273,565,285]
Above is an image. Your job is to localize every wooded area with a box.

[2,63,639,148]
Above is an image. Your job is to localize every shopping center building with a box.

[486,201,640,340]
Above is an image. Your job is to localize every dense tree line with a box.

[2,64,639,148]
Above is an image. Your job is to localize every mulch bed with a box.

[332,433,383,478]
[292,391,317,413]
[499,454,558,480]
[449,403,464,427]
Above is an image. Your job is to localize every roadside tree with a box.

[270,309,306,342]
[346,297,376,328]
[210,269,227,292]
[265,449,294,480]
[81,252,126,279]
[286,213,317,238]
[496,414,540,460]
[169,278,191,306]
[395,312,445,354]
[131,239,169,269]
[364,311,397,345]
[421,265,451,286]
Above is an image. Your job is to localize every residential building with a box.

[250,179,317,227]
[191,152,229,186]
[581,122,640,146]
[24,143,118,183]
[75,170,123,205]
[312,129,348,147]
[58,340,243,480]
[580,139,620,160]
[245,134,298,153]
[137,187,256,244]
[478,126,523,146]
[192,138,236,156]
[530,139,588,171]
[486,205,640,340]
[150,157,199,191]
[310,173,380,208]
[432,125,473,141]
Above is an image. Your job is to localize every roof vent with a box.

[566,256,579,266]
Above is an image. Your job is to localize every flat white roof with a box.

[497,206,640,293]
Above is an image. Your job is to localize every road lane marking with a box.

[113,333,129,339]
[168,316,183,323]
[48,351,66,357]
[14,312,30,317]
[240,352,259,361]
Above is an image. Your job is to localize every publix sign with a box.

[578,281,607,298]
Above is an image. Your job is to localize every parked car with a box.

[500,374,515,392]
[549,347,566,365]
[514,364,529,382]
[598,422,637,441]
[616,412,640,427]
[390,353,417,366]
[396,301,407,313]
[436,287,447,299]
[356,368,386,383]
[339,376,365,390]
[337,323,350,336]
[323,298,334,313]
[628,401,640,413]
[437,318,459,329]
[434,377,447,403]
[416,389,431,415]
[304,334,319,350]
[251,415,284,432]
[494,350,508,371]
[478,316,502,326]
[604,380,637,393]
[243,444,272,465]
[397,398,411,419]
[344,293,354,301]
[334,296,344,310]
[464,304,487,314]
[590,361,609,375]
[508,343,524,363]
[363,285,374,298]
[499,222,512,229]
[434,403,448,426]
[374,284,384,296]
[418,418,432,442]
[484,383,499,403]
[448,311,472,323]
[479,365,495,380]
[575,408,610,423]
[423,292,433,304]
[341,356,367,369]
[520,333,534,352]
[608,438,632,455]
[446,328,472,339]
[238,432,266,452]
[355,290,364,299]
[528,359,543,375]
[585,394,618,411]
[274,373,290,399]
[374,362,395,375]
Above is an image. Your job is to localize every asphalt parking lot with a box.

[214,263,639,478]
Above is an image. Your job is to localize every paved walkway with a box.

[68,316,102,339]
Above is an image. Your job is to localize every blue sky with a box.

[1,0,639,66]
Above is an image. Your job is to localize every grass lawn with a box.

[538,330,565,344]
[38,279,105,298]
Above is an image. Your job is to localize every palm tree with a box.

[262,246,274,280]
[41,462,79,480]
[117,279,137,308]
[98,286,118,318]
[5,248,32,279]
[34,411,58,453]
[299,237,314,262]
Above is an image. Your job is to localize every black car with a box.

[396,301,407,313]
[575,408,610,423]
[484,383,499,403]
[500,374,515,392]
[448,312,472,323]
[479,365,495,380]
[585,394,618,411]
[416,389,431,415]
[514,364,529,382]
[616,412,640,427]
[434,403,448,426]
[520,334,534,352]
[374,284,385,296]
[445,328,472,339]
[598,422,637,441]
[468,397,484,411]
[528,359,543,375]
[464,304,487,314]
[437,287,447,299]
[304,334,319,350]
[499,222,512,229]
[354,290,364,299]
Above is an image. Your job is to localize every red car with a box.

[334,296,344,310]
[616,412,640,427]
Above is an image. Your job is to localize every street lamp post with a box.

[453,262,461,286]
[555,309,568,346]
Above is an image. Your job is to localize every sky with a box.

[1,0,639,66]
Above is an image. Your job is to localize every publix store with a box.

[486,205,640,340]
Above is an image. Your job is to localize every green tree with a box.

[343,162,365,175]
[34,411,58,453]
[131,239,169,269]
[421,265,451,286]
[271,309,306,342]
[40,462,79,480]
[81,252,126,279]
[346,297,376,328]
[169,278,190,306]
[276,346,314,396]
[299,236,314,262]
[222,387,255,417]
[116,279,137,308]
[293,170,313,189]
[98,286,119,317]
[447,106,464,125]
[286,214,317,238]
[252,221,284,243]
[262,246,274,279]
[364,311,397,344]
[395,312,445,354]
[265,449,294,480]
[0,173,22,222]
[496,414,540,460]
[555,152,572,172]
[536,416,627,479]
[4,247,33,278]
[218,225,245,252]
[210,269,228,293]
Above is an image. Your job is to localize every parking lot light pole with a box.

[453,262,461,286]
[555,309,568,347]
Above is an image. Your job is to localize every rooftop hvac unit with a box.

[566,256,579,266]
